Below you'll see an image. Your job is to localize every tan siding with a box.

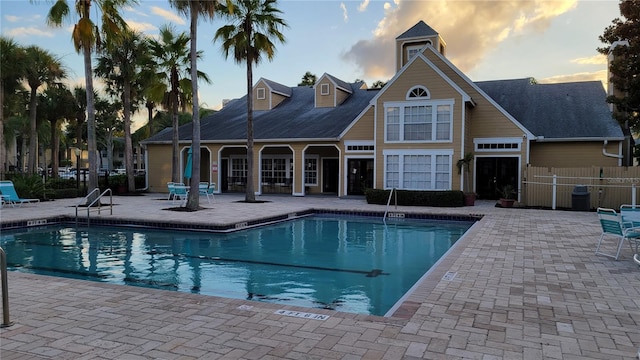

[271,92,287,108]
[315,78,334,108]
[147,144,173,192]
[373,59,464,190]
[342,107,374,141]
[253,81,270,111]
[336,88,350,105]
[530,142,621,167]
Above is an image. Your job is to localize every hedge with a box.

[364,188,465,207]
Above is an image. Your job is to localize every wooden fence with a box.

[522,166,640,210]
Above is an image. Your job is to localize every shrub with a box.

[9,174,46,199]
[365,188,465,207]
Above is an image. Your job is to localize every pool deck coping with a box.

[0,193,639,359]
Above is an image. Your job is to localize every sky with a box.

[0,0,622,130]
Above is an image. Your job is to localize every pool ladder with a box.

[0,246,13,327]
[383,188,397,223]
[75,188,113,226]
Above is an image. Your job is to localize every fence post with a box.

[633,183,636,207]
[552,174,557,210]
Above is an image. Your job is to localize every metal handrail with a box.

[383,188,397,222]
[0,246,13,327]
[75,188,113,226]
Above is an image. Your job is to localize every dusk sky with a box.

[1,0,621,129]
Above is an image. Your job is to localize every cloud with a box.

[151,6,185,25]
[343,0,578,81]
[358,0,370,12]
[540,69,607,87]
[126,20,157,33]
[5,26,55,38]
[340,3,348,23]
[571,55,607,66]
[5,15,20,22]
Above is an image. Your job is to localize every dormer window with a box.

[407,86,430,99]
[320,83,329,95]
[257,88,266,99]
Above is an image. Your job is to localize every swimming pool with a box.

[0,215,473,316]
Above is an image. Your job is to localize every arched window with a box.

[407,86,430,99]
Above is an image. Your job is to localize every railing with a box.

[0,247,13,327]
[75,188,113,226]
[383,188,397,222]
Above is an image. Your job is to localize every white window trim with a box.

[320,83,330,95]
[384,99,454,143]
[406,85,430,100]
[474,137,523,152]
[383,149,453,191]
[304,155,319,186]
[406,44,423,60]
[345,140,375,153]
[257,87,266,100]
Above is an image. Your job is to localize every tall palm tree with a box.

[45,0,133,200]
[215,0,287,202]
[170,0,231,210]
[147,24,210,184]
[0,37,26,177]
[23,46,66,175]
[95,28,148,192]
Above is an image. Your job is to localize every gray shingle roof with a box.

[144,83,379,143]
[324,73,352,93]
[396,20,438,40]
[475,78,623,139]
[262,78,292,97]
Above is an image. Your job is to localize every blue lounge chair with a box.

[596,207,640,260]
[199,182,215,204]
[0,180,40,207]
[172,184,189,205]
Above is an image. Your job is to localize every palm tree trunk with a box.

[186,4,201,210]
[123,82,134,192]
[28,87,38,175]
[50,118,59,178]
[0,79,5,178]
[84,44,99,202]
[245,58,255,202]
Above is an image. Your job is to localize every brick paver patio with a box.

[0,194,638,359]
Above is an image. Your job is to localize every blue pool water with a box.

[0,215,473,316]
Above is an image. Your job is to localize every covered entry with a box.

[475,156,519,199]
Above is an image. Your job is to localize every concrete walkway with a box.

[0,193,639,359]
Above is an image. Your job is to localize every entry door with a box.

[322,159,338,193]
[475,157,518,199]
[347,159,374,195]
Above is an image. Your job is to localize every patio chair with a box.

[172,184,189,206]
[596,207,640,260]
[199,182,215,204]
[0,180,40,207]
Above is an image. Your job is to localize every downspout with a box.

[603,140,624,166]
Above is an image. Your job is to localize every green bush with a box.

[364,188,465,207]
[46,177,77,189]
[8,174,46,199]
[48,188,83,199]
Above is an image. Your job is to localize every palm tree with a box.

[170,0,231,210]
[23,46,66,175]
[40,84,75,178]
[0,37,26,177]
[45,0,132,200]
[95,28,148,192]
[147,24,210,184]
[68,86,88,169]
[215,0,287,202]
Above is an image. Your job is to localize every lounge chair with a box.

[0,180,40,207]
[172,184,189,205]
[199,182,215,204]
[596,207,640,260]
